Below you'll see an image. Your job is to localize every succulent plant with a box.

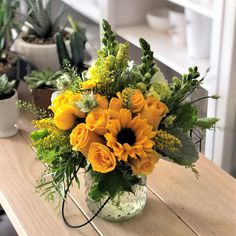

[0,0,19,59]
[24,69,61,89]
[0,74,15,97]
[55,16,87,70]
[23,0,66,39]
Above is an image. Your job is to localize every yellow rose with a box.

[50,91,72,112]
[140,96,168,129]
[50,91,85,118]
[129,150,160,175]
[68,92,82,104]
[86,108,110,135]
[95,94,109,109]
[54,105,76,130]
[108,97,122,119]
[70,123,104,157]
[67,92,86,118]
[88,142,116,173]
[130,89,145,113]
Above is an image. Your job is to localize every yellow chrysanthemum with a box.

[105,109,156,162]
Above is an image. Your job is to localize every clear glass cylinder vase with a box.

[84,171,147,222]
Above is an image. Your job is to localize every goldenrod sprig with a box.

[16,100,52,118]
[32,118,58,132]
[155,130,182,152]
[121,88,133,109]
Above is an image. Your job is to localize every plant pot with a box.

[14,34,70,71]
[0,90,19,138]
[30,87,55,110]
[0,52,36,88]
[85,171,147,222]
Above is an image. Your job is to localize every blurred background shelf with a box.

[116,24,211,90]
[62,0,101,23]
[167,0,214,18]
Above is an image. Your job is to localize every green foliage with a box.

[55,60,83,92]
[0,74,15,95]
[146,71,172,100]
[174,103,198,133]
[24,0,66,38]
[161,128,199,168]
[56,16,87,70]
[16,100,51,118]
[24,69,59,89]
[31,117,87,202]
[194,117,219,129]
[28,116,87,202]
[158,67,216,133]
[31,129,49,142]
[36,151,86,202]
[0,0,19,58]
[88,168,141,201]
[166,66,202,110]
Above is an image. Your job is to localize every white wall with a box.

[213,0,236,176]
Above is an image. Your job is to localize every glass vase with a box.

[84,171,147,222]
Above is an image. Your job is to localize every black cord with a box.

[61,161,110,228]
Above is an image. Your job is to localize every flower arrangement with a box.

[18,20,218,223]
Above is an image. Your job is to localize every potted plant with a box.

[0,0,20,82]
[14,0,68,71]
[24,69,59,109]
[0,74,19,138]
[56,16,89,75]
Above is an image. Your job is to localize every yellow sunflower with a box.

[105,109,156,162]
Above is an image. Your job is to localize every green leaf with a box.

[88,169,133,201]
[161,128,199,166]
[194,117,219,130]
[30,129,49,141]
[174,103,198,132]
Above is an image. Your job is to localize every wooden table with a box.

[0,112,235,236]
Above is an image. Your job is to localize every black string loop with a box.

[61,162,110,228]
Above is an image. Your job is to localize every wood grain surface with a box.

[0,112,235,236]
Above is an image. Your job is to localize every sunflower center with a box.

[116,128,136,146]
